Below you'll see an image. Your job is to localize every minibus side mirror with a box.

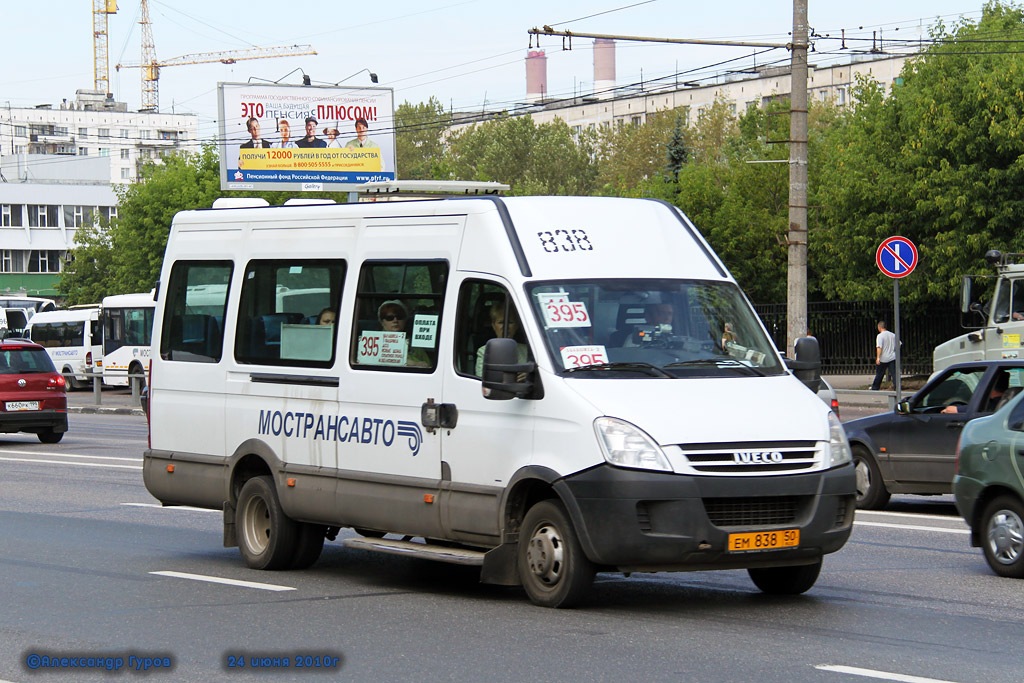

[786,335,822,393]
[482,337,537,400]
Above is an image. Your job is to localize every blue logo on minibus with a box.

[257,410,422,456]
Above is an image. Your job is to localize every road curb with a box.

[68,406,145,416]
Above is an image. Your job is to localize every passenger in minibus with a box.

[475,302,529,376]
[378,300,429,367]
[316,308,336,326]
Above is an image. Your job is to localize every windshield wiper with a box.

[664,358,767,376]
[562,362,674,378]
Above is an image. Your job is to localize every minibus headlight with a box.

[827,411,852,467]
[594,417,673,472]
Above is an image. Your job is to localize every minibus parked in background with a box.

[100,292,155,387]
[144,194,854,608]
[26,306,102,389]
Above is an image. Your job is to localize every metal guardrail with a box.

[65,370,146,406]
[834,388,897,410]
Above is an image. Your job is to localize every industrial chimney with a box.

[526,50,547,103]
[594,38,616,99]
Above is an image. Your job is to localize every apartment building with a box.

[1,89,199,185]
[0,90,199,296]
[452,51,910,133]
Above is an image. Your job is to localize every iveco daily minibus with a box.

[143,195,854,607]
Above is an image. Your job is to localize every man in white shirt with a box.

[870,320,897,390]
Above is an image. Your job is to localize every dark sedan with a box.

[843,360,1024,509]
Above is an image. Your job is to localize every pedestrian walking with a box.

[871,320,897,390]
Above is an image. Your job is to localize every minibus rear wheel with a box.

[747,559,822,595]
[518,500,595,608]
[236,475,298,570]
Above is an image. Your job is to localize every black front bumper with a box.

[0,410,68,434]
[556,463,856,571]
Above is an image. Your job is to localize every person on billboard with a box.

[345,118,379,148]
[296,117,327,148]
[239,117,272,149]
[323,124,343,148]
[277,119,297,148]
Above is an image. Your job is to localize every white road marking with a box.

[857,510,960,522]
[150,571,296,592]
[0,456,142,470]
[816,664,957,682]
[122,503,218,513]
[0,448,139,462]
[854,521,969,534]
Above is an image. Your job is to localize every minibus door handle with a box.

[421,399,458,432]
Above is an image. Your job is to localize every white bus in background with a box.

[0,295,57,337]
[0,295,57,316]
[26,307,102,389]
[100,292,155,387]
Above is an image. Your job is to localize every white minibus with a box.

[26,307,102,389]
[144,196,854,607]
[100,292,155,387]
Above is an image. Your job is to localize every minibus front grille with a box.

[703,496,805,528]
[678,441,819,475]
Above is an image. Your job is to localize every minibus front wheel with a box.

[236,475,298,570]
[518,500,595,608]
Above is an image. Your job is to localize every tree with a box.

[57,220,115,305]
[814,1,1024,302]
[595,108,679,194]
[444,115,597,194]
[664,112,688,183]
[395,97,450,179]
[108,146,224,294]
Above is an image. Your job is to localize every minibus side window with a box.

[160,261,233,363]
[350,260,447,372]
[233,259,345,368]
[453,280,532,378]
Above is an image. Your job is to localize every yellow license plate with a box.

[728,529,799,552]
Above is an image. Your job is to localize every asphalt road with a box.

[0,414,1021,682]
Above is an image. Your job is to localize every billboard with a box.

[217,82,396,192]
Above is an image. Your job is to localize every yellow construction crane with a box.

[93,0,119,95]
[113,0,316,112]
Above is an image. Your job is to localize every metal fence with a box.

[753,300,964,375]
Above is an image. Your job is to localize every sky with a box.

[0,1,992,143]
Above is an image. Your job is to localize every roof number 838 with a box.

[537,229,594,253]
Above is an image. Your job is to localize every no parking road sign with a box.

[876,236,918,278]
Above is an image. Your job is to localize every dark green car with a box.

[954,392,1024,577]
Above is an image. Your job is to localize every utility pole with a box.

[788,0,809,353]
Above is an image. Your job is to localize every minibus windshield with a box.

[526,279,785,378]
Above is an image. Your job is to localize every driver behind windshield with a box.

[624,304,673,347]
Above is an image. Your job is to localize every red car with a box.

[0,339,68,443]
